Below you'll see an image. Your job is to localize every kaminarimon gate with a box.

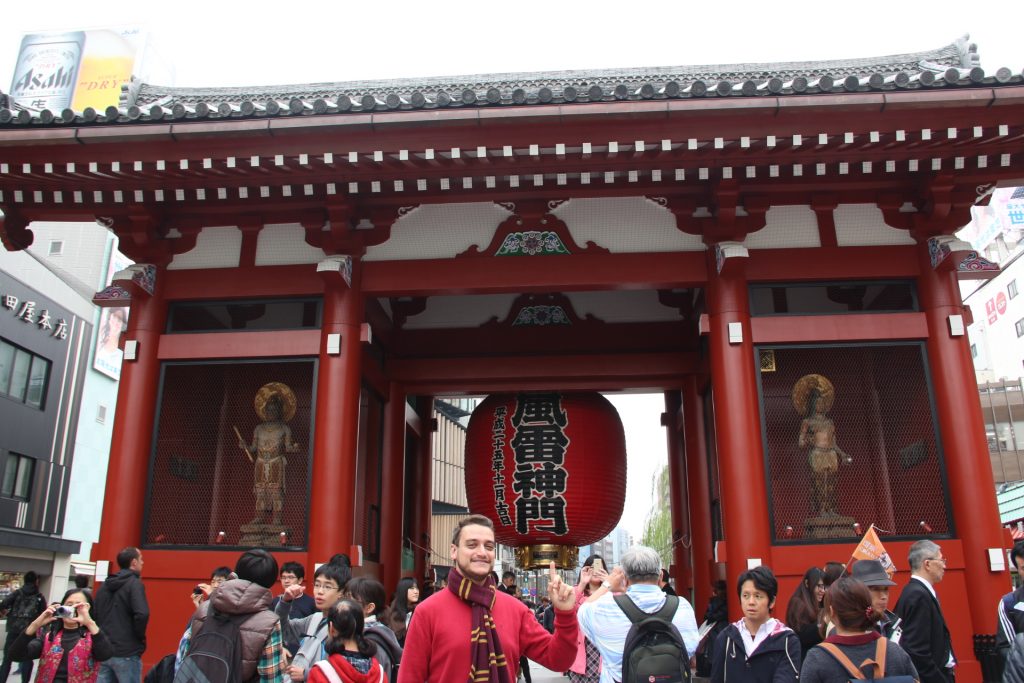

[1,36,1020,679]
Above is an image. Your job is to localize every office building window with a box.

[0,339,51,409]
[1017,319,1024,338]
[1010,280,1019,299]
[1,453,34,501]
[48,240,64,256]
[971,344,978,359]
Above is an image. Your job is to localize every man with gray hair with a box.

[894,539,955,683]
[577,545,699,683]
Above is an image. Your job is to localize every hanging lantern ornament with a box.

[464,392,627,569]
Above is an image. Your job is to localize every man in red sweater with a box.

[398,515,579,682]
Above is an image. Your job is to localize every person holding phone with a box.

[10,588,113,683]
[568,554,609,683]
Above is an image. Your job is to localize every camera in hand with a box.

[192,585,204,596]
[53,605,76,619]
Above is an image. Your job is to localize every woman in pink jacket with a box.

[568,555,608,683]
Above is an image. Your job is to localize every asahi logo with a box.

[12,63,77,96]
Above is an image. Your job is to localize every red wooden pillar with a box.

[309,257,364,564]
[411,397,435,585]
[379,381,407,592]
[93,268,167,565]
[706,256,773,619]
[663,390,692,599]
[683,374,714,616]
[916,244,1008,634]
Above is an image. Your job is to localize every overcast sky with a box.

[1,1,1019,92]
[2,0,1018,540]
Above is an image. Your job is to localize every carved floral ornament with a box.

[458,200,608,258]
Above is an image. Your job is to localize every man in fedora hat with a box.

[850,559,902,642]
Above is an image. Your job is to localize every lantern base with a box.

[514,544,579,570]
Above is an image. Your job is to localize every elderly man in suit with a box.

[894,540,955,683]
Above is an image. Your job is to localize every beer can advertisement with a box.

[9,27,144,113]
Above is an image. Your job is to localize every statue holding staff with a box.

[236,382,300,526]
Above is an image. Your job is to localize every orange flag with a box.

[850,524,896,577]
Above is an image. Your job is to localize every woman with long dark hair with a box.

[307,600,384,683]
[344,577,402,681]
[567,554,607,683]
[10,588,113,683]
[800,577,918,682]
[784,566,825,660]
[384,577,419,646]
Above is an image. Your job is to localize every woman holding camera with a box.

[10,589,113,683]
[568,554,608,683]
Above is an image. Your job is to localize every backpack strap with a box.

[613,593,678,624]
[874,637,887,676]
[818,643,867,680]
[302,613,326,640]
[313,661,344,683]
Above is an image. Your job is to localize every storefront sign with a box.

[2,294,67,340]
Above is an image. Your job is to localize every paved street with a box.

[524,663,569,682]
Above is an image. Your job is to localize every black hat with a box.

[850,559,896,586]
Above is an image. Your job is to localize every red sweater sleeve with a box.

[396,604,431,683]
[519,604,579,672]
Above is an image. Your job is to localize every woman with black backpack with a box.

[9,588,113,683]
[0,572,47,683]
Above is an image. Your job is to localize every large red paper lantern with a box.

[465,392,627,568]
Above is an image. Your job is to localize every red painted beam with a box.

[746,246,919,282]
[387,352,698,394]
[163,265,324,299]
[362,251,707,296]
[750,312,928,344]
[392,321,691,358]
[157,330,320,359]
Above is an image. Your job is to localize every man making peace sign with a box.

[398,514,579,683]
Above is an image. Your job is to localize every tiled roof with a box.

[0,34,1019,128]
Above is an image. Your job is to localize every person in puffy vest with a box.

[0,570,47,683]
[10,588,113,683]
[176,549,285,683]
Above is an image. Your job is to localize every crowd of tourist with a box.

[12,531,1024,682]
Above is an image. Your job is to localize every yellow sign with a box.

[72,28,143,112]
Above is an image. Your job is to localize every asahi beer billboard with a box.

[9,27,145,113]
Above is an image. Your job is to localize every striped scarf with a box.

[448,566,512,683]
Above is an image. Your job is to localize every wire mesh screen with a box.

[145,360,315,548]
[758,344,950,543]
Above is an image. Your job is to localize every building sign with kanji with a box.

[465,392,627,548]
[2,294,68,341]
